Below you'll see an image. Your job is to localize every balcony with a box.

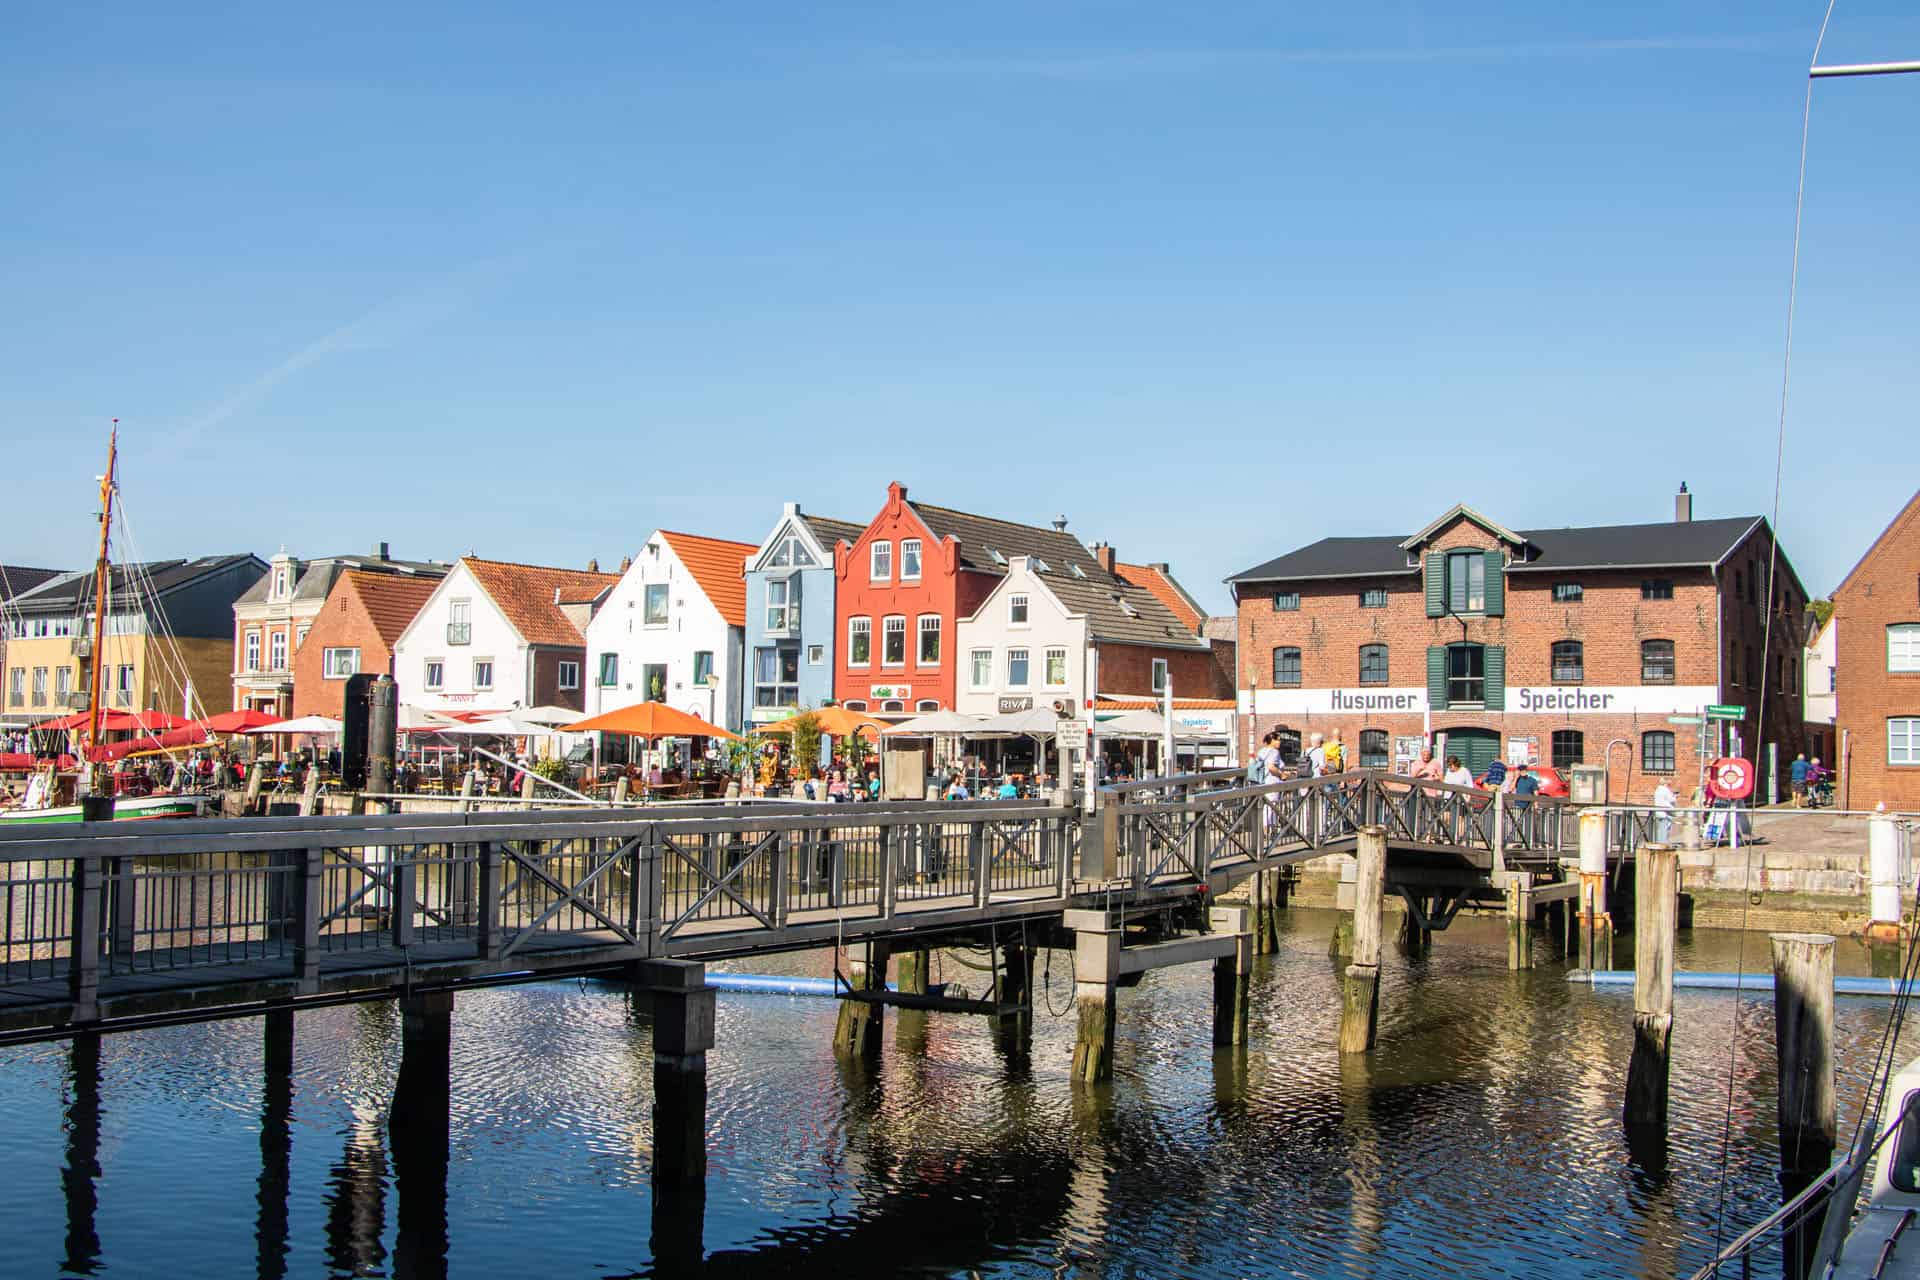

[447,623,472,646]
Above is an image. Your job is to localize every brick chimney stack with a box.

[1092,541,1117,574]
[587,557,600,573]
[619,555,632,573]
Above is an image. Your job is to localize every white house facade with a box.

[393,561,531,714]
[584,530,754,734]
[955,558,1093,717]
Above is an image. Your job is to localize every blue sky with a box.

[4,1,1916,613]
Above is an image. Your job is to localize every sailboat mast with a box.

[84,423,118,770]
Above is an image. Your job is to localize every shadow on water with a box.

[62,1034,101,1277]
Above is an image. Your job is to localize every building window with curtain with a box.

[643,584,669,627]
[1271,646,1301,686]
[1359,644,1388,686]
[1642,639,1675,684]
[754,647,799,708]
[1359,729,1389,769]
[1551,730,1584,770]
[1272,591,1299,612]
[900,540,922,581]
[1152,658,1168,692]
[970,649,992,689]
[1642,731,1676,773]
[1551,640,1583,684]
[244,631,261,672]
[597,653,618,686]
[693,651,714,686]
[425,660,444,690]
[1044,647,1068,687]
[869,541,892,583]
[1446,551,1485,613]
[269,631,288,671]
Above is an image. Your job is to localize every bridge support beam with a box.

[993,941,1032,1061]
[834,941,891,1058]
[390,992,452,1279]
[1211,906,1252,1048]
[1252,870,1285,954]
[1625,844,1677,1131]
[1338,825,1386,1053]
[637,960,713,1272]
[1577,811,1614,971]
[257,1010,294,1280]
[1067,914,1121,1084]
[1505,874,1535,971]
[896,948,931,996]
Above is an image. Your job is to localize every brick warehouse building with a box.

[1227,490,1809,803]
[1832,489,1920,811]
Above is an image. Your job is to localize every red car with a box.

[1474,764,1569,798]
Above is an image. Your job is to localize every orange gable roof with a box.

[343,570,442,648]
[464,558,621,647]
[1113,562,1205,633]
[659,531,757,629]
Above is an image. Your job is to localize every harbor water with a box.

[0,907,1901,1278]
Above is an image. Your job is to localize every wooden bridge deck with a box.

[0,771,1588,1043]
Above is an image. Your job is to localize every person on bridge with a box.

[1652,779,1678,842]
[1511,764,1539,811]
[1306,733,1327,777]
[1442,756,1472,787]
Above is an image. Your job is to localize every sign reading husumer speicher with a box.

[1244,686,1720,716]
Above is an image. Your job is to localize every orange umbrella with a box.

[568,701,742,741]
[757,706,887,739]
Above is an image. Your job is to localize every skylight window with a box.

[1069,564,1086,579]
[987,547,1007,566]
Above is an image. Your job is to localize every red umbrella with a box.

[197,709,284,733]
[122,710,191,731]
[30,712,92,731]
[88,726,212,763]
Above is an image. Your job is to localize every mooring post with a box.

[1577,810,1614,971]
[1773,932,1837,1278]
[1867,815,1907,943]
[993,939,1033,1061]
[1066,910,1121,1084]
[1624,843,1678,1130]
[1505,873,1534,971]
[257,1009,295,1280]
[62,1033,102,1278]
[244,760,265,814]
[390,991,452,1280]
[896,948,931,996]
[1338,825,1386,1053]
[1396,889,1431,958]
[833,940,890,1058]
[1211,905,1253,1048]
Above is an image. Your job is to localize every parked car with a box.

[1474,764,1569,798]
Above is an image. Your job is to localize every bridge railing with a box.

[1097,768,1247,806]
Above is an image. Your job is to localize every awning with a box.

[568,701,742,741]
[757,706,888,739]
[881,710,996,736]
[197,709,285,734]
[242,715,345,737]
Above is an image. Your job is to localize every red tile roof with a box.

[1095,697,1236,710]
[343,570,442,648]
[659,531,757,629]
[464,558,621,647]
[1113,562,1205,633]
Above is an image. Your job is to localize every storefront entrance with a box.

[1443,728,1501,778]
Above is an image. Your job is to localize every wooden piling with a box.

[1773,932,1837,1278]
[1337,825,1386,1054]
[1396,891,1430,958]
[896,948,931,996]
[1211,906,1253,1047]
[1505,874,1534,971]
[1070,921,1121,1084]
[993,941,1033,1060]
[1624,843,1677,1130]
[833,941,890,1058]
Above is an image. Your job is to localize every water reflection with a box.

[62,1034,101,1276]
[254,1011,293,1280]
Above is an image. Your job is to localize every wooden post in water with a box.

[833,940,890,1058]
[1773,932,1837,1279]
[1211,905,1253,1047]
[993,939,1033,1061]
[896,948,931,996]
[1067,911,1121,1083]
[1505,873,1534,970]
[1624,843,1677,1130]
[1396,890,1431,958]
[1338,825,1386,1053]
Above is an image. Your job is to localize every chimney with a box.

[1675,482,1692,524]
[587,557,600,573]
[1052,514,1068,532]
[1093,541,1117,574]
[553,587,562,604]
[372,541,390,560]
[619,555,632,573]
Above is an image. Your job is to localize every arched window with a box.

[1551,640,1583,684]
[844,700,868,711]
[1358,729,1389,769]
[1271,646,1301,686]
[1551,729,1584,770]
[1359,644,1388,686]
[1642,639,1675,684]
[916,699,940,712]
[1641,731,1676,774]
[882,699,905,713]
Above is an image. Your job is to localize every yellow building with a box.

[3,556,265,727]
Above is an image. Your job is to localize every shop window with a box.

[1359,729,1389,769]
[1642,639,1675,685]
[1359,644,1388,686]
[916,699,939,712]
[1642,731,1676,774]
[1551,730,1584,770]
[844,700,868,712]
[1271,646,1301,687]
[882,700,905,713]
[1551,640,1583,684]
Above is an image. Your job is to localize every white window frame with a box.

[806,644,824,665]
[1044,647,1069,688]
[557,660,580,691]
[322,647,361,680]
[916,614,941,667]
[295,624,310,652]
[1009,593,1029,627]
[269,630,288,672]
[1891,718,1920,767]
[900,539,922,581]
[870,541,892,583]
[30,667,48,707]
[473,658,494,690]
[424,659,444,691]
[643,583,670,628]
[1152,658,1169,693]
[766,577,791,633]
[244,630,261,672]
[1007,647,1030,688]
[7,667,22,706]
[881,615,907,668]
[916,699,939,712]
[970,648,993,689]
[1890,624,1920,674]
[115,664,134,707]
[54,666,72,702]
[847,617,872,668]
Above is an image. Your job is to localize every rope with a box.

[1711,3,1835,1256]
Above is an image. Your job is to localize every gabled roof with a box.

[1399,504,1524,551]
[0,566,66,603]
[235,553,448,606]
[904,500,1110,579]
[1229,516,1774,585]
[11,555,264,612]
[341,569,441,648]
[1029,569,1209,651]
[1113,561,1206,633]
[1835,490,1920,600]
[798,513,866,551]
[464,558,621,647]
[659,531,757,629]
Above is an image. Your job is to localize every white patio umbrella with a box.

[242,715,344,737]
[970,707,1066,738]
[882,710,996,736]
[510,705,584,727]
[429,717,548,737]
[399,704,460,732]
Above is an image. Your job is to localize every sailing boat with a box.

[0,427,212,824]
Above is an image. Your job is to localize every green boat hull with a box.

[0,796,209,825]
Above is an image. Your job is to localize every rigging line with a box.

[113,498,210,723]
[1712,0,1838,1257]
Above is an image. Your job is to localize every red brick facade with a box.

[1234,508,1807,803]
[1096,640,1221,700]
[1834,491,1920,810]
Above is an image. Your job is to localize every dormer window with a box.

[272,568,289,599]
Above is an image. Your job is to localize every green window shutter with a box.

[1484,644,1505,710]
[1483,550,1504,616]
[1427,646,1448,710]
[1425,552,1445,617]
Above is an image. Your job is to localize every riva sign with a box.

[1244,686,1720,717]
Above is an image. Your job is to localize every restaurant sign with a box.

[998,697,1033,713]
[869,684,911,700]
[1246,685,1720,717]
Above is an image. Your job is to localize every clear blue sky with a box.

[5,2,1916,613]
